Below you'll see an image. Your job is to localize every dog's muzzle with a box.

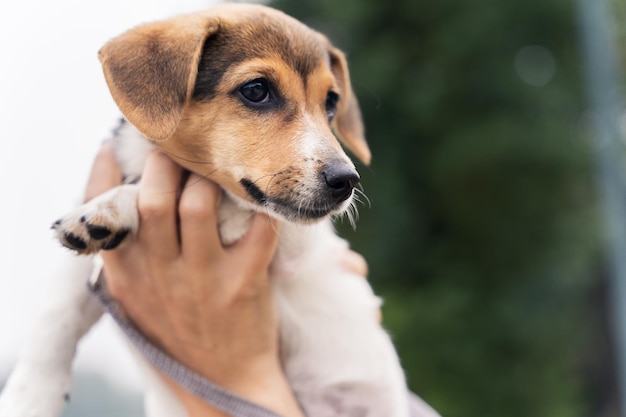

[240,161,360,222]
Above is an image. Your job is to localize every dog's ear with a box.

[98,15,219,141]
[327,46,371,165]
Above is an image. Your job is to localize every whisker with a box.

[349,202,359,228]
[354,187,371,209]
[336,201,358,230]
[297,191,304,219]
[180,168,219,191]
[160,149,216,165]
[263,172,282,196]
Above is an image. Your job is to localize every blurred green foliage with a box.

[273,0,607,415]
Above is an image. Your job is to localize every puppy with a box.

[0,4,437,417]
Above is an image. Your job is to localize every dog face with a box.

[99,4,370,223]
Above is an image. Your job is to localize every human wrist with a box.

[162,364,305,417]
[229,370,304,417]
[143,329,302,416]
[117,302,303,415]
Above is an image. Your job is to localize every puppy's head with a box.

[99,4,370,223]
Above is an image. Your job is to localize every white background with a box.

[0,0,222,392]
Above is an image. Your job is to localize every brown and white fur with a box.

[0,4,438,417]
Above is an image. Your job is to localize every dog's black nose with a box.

[322,164,360,202]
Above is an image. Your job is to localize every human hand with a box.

[84,143,300,416]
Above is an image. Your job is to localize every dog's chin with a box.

[225,189,352,224]
[271,203,339,224]
[260,197,349,224]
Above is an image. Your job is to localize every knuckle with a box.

[179,182,219,221]
[179,195,214,221]
[137,195,172,221]
[343,250,369,277]
[355,253,369,277]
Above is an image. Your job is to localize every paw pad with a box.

[63,232,87,250]
[101,229,130,250]
[86,224,112,240]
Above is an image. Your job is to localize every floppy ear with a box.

[98,14,219,141]
[327,46,371,165]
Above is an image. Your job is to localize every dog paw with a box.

[52,184,139,255]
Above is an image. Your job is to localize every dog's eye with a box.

[326,91,339,121]
[239,79,270,104]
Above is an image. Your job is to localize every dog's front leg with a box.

[1,178,141,416]
[0,255,103,417]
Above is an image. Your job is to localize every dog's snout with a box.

[322,164,360,202]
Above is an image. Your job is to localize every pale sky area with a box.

[0,0,226,393]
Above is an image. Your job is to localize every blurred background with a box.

[275,0,622,416]
[1,0,625,416]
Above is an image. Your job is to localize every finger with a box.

[84,141,123,202]
[340,250,369,277]
[137,151,183,259]
[229,212,280,276]
[179,174,224,265]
